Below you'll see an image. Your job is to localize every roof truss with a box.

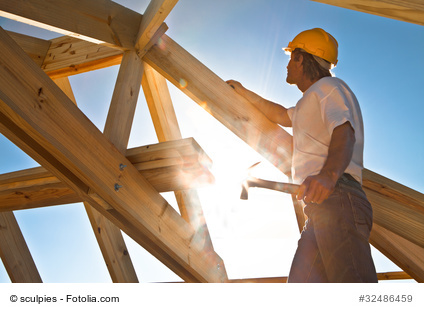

[0,0,423,283]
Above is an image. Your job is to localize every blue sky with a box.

[0,0,423,283]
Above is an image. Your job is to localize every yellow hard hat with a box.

[283,28,338,66]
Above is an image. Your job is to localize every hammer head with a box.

[240,162,260,200]
[240,181,249,200]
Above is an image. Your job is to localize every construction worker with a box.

[227,28,377,282]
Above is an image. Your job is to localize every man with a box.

[227,28,377,282]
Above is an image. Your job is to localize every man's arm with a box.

[226,80,292,127]
[297,121,355,204]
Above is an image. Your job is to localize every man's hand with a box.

[226,80,243,93]
[296,173,337,204]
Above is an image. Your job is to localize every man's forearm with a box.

[319,122,355,184]
[297,121,355,204]
[226,80,291,127]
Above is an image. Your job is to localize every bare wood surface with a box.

[55,75,139,283]
[363,169,424,248]
[7,31,51,67]
[0,212,42,282]
[370,223,424,282]
[0,0,142,49]
[43,35,123,79]
[86,50,143,283]
[0,27,225,282]
[142,63,227,280]
[312,0,424,26]
[103,50,144,152]
[227,271,411,283]
[135,0,178,56]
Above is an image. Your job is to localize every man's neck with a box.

[298,77,320,93]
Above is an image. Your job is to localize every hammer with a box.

[240,162,300,200]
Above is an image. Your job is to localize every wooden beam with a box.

[370,224,424,282]
[8,31,51,67]
[135,0,178,56]
[85,50,142,283]
[103,50,143,151]
[0,138,214,212]
[55,75,139,283]
[311,0,424,26]
[143,34,294,175]
[376,271,412,281]
[43,35,123,79]
[364,170,424,248]
[142,62,227,278]
[0,0,142,50]
[0,27,225,282]
[0,212,42,282]
[226,271,412,283]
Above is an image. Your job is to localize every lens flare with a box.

[179,78,188,89]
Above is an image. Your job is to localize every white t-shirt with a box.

[287,77,364,184]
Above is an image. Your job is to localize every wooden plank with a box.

[370,224,424,282]
[43,36,123,79]
[143,34,294,176]
[103,50,143,152]
[376,271,412,281]
[363,169,424,248]
[9,28,160,80]
[135,0,178,56]
[311,0,424,26]
[0,212,42,282]
[142,62,227,278]
[85,205,138,282]
[85,50,142,283]
[0,138,214,212]
[142,63,182,142]
[0,0,142,50]
[7,31,51,67]
[0,27,225,282]
[55,75,139,283]
[227,271,412,283]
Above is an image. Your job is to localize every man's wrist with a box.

[319,169,340,184]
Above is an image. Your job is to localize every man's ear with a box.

[295,54,303,68]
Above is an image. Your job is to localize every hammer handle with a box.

[247,177,300,195]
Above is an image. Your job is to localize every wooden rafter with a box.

[312,0,424,26]
[135,0,178,57]
[0,27,225,282]
[371,224,424,282]
[363,169,424,249]
[0,212,42,282]
[0,0,142,49]
[43,35,122,79]
[227,271,413,283]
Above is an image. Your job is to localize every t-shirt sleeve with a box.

[287,107,295,121]
[320,87,355,135]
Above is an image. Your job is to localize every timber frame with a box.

[0,0,423,283]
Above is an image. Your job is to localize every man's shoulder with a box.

[309,76,353,96]
[314,76,345,88]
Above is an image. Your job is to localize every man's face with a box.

[286,54,302,85]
